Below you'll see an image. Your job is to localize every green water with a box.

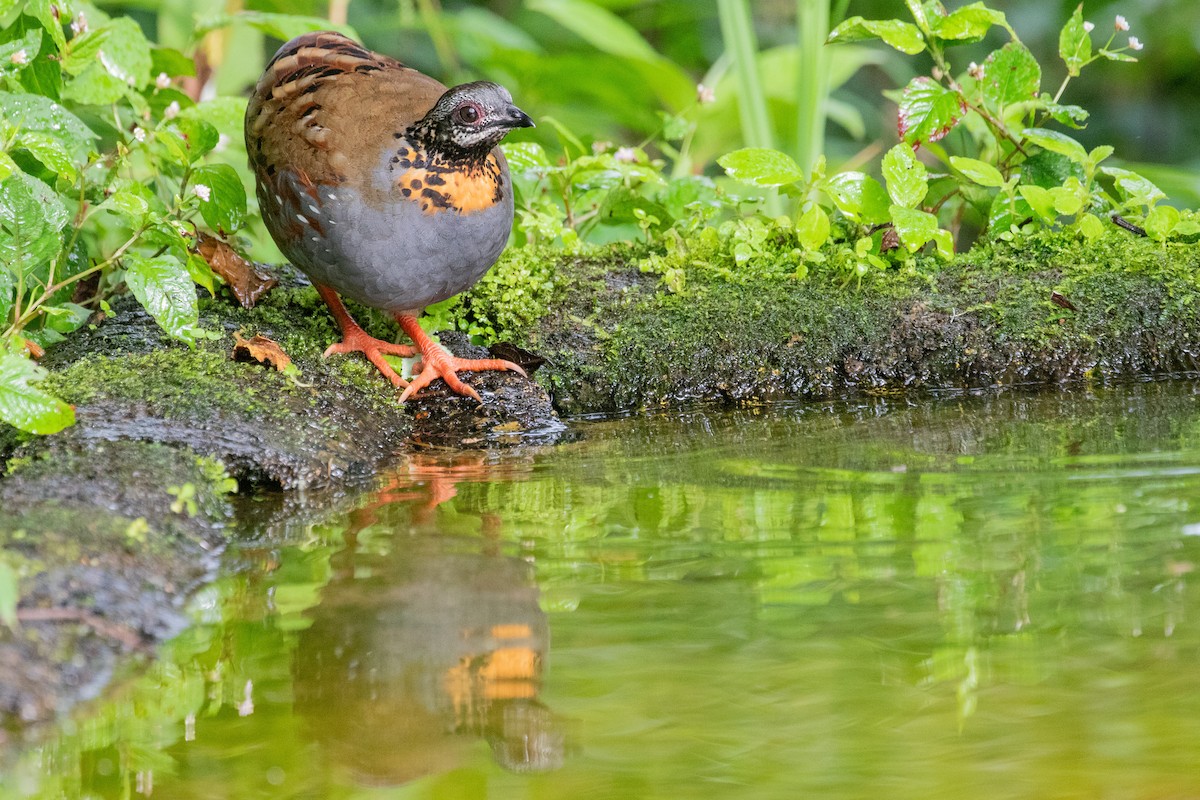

[6,383,1200,799]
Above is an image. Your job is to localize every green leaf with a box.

[192,164,247,234]
[824,171,890,224]
[881,144,928,209]
[718,148,805,188]
[96,188,150,220]
[123,253,199,343]
[827,17,926,55]
[0,28,43,70]
[931,228,955,259]
[1144,205,1180,241]
[1087,146,1114,169]
[1049,186,1083,215]
[0,92,96,155]
[1039,95,1089,129]
[0,172,68,277]
[796,205,830,251]
[1059,4,1092,77]
[150,46,197,79]
[1018,184,1057,221]
[1097,50,1137,63]
[1022,128,1088,165]
[1077,212,1106,240]
[61,18,152,105]
[167,117,220,165]
[950,156,1004,188]
[988,192,1033,234]
[1021,150,1083,189]
[12,131,77,180]
[981,42,1041,109]
[1101,167,1166,207]
[0,350,75,435]
[897,77,966,147]
[0,561,17,629]
[889,205,938,252]
[932,3,1008,44]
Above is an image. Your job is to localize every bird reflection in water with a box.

[294,452,567,787]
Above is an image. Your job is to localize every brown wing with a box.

[244,31,447,188]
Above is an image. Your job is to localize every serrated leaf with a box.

[123,253,199,343]
[167,117,220,164]
[827,17,925,55]
[950,156,1004,187]
[882,144,928,209]
[1039,95,1089,129]
[1059,4,1091,77]
[13,131,77,180]
[981,42,1040,109]
[0,92,96,155]
[0,172,68,277]
[932,3,1007,43]
[796,205,830,251]
[97,189,150,220]
[1101,167,1166,206]
[889,205,938,252]
[1022,128,1088,165]
[1021,150,1084,189]
[0,350,75,435]
[718,148,805,187]
[61,18,152,105]
[0,28,43,70]
[898,77,966,147]
[192,164,247,233]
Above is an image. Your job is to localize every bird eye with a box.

[454,103,482,125]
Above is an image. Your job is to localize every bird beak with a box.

[504,104,536,129]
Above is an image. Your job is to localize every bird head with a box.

[418,81,535,161]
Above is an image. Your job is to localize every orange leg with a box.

[395,313,526,403]
[315,284,417,389]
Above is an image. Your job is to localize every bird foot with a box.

[323,328,417,389]
[400,349,527,403]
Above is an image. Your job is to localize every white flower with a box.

[967,61,985,80]
[71,12,88,36]
[132,126,146,142]
[155,72,170,90]
[164,101,180,120]
[591,140,611,155]
[614,146,637,163]
[696,83,715,104]
[10,49,28,65]
[194,184,211,202]
[1083,21,1095,32]
[1114,15,1129,31]
[1128,36,1143,50]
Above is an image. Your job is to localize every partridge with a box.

[244,32,534,402]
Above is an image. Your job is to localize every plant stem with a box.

[795,0,830,176]
[717,0,779,214]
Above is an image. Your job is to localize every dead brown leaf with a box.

[196,232,277,309]
[232,331,293,372]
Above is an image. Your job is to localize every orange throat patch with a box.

[391,148,504,215]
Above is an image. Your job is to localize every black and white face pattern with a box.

[422,81,534,157]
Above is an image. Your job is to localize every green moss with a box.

[42,349,294,424]
[447,223,1200,412]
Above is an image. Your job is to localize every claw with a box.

[396,314,526,402]
[315,284,416,388]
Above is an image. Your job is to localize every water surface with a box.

[6,383,1200,799]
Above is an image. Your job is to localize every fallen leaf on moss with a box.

[196,232,277,309]
[232,331,292,372]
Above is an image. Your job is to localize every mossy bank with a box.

[2,223,1198,737]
